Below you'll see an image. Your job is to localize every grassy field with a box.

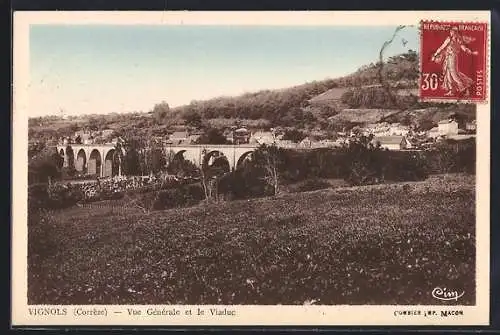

[28,174,475,305]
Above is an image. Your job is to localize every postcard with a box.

[12,10,490,326]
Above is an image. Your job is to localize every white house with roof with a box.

[372,136,412,151]
[466,120,477,132]
[250,131,275,145]
[233,127,250,144]
[437,119,459,136]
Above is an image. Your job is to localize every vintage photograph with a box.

[12,11,490,326]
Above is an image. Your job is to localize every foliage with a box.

[29,183,84,210]
[425,138,475,174]
[282,128,307,143]
[150,184,205,210]
[122,138,142,176]
[183,110,203,129]
[152,101,171,124]
[340,87,418,109]
[339,134,428,185]
[28,147,63,184]
[218,164,274,201]
[167,156,200,178]
[195,128,230,145]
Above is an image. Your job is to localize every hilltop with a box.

[28,50,475,142]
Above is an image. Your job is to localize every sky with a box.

[29,25,418,117]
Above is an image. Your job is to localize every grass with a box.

[28,174,475,305]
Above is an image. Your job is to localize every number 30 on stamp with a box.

[419,20,488,103]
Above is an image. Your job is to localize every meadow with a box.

[28,174,475,305]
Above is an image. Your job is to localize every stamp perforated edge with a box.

[418,20,490,105]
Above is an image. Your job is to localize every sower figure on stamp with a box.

[431,26,478,97]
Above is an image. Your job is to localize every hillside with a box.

[29,174,475,305]
[28,50,475,141]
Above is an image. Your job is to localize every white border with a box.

[12,10,491,326]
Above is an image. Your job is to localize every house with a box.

[437,119,459,136]
[275,139,295,148]
[83,136,95,145]
[428,127,441,138]
[250,131,275,145]
[466,120,477,132]
[168,131,189,145]
[318,139,342,148]
[223,129,234,143]
[187,134,201,144]
[299,137,313,148]
[372,136,412,151]
[101,129,114,138]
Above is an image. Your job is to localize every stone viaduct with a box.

[56,144,259,177]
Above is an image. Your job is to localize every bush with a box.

[376,151,429,183]
[46,183,84,208]
[151,183,205,210]
[425,139,475,174]
[340,135,429,186]
[29,183,84,210]
[218,167,274,200]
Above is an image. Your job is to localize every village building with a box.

[275,139,295,148]
[372,136,412,151]
[101,129,114,138]
[168,131,189,145]
[437,119,459,136]
[318,139,341,148]
[187,134,202,144]
[223,129,234,143]
[250,131,275,145]
[466,120,477,132]
[233,127,251,144]
[299,137,313,148]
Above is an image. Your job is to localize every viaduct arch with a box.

[57,144,260,177]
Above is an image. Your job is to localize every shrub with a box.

[29,183,84,210]
[339,135,429,186]
[151,183,205,210]
[218,167,274,200]
[425,138,475,174]
[46,183,84,209]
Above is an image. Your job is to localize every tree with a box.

[87,117,101,131]
[166,152,199,178]
[282,129,306,143]
[252,145,282,195]
[112,140,124,176]
[122,137,143,176]
[65,145,75,170]
[183,110,203,129]
[28,147,63,184]
[152,101,170,124]
[340,133,385,185]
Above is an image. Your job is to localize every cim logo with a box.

[431,287,465,301]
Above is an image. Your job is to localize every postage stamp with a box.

[12,11,491,327]
[419,20,488,103]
